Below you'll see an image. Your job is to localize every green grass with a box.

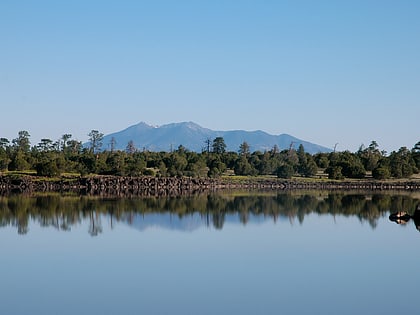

[221,175,277,182]
[2,170,37,176]
[1,169,419,184]
[0,170,82,182]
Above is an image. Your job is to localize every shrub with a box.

[276,164,294,179]
[372,167,390,180]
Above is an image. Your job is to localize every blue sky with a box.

[1,0,419,153]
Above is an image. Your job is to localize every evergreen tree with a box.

[239,141,250,157]
[412,141,420,170]
[234,156,255,175]
[297,144,307,175]
[389,147,416,178]
[276,163,295,179]
[303,154,318,177]
[88,130,104,154]
[358,141,382,171]
[35,154,60,176]
[0,138,10,171]
[126,140,136,154]
[12,131,31,153]
[212,137,227,154]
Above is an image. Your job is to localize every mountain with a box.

[99,121,332,154]
[122,212,283,232]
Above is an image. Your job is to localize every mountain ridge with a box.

[100,121,332,154]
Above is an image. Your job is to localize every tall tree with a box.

[88,130,104,154]
[12,131,31,153]
[358,140,382,171]
[61,134,72,152]
[271,144,280,155]
[37,139,54,152]
[0,138,10,170]
[412,141,420,170]
[0,138,9,150]
[204,138,212,153]
[109,137,117,152]
[239,141,250,157]
[9,131,31,171]
[297,144,307,175]
[126,140,136,154]
[212,137,226,154]
[67,140,82,155]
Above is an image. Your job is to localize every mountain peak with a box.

[161,121,203,130]
[101,121,331,153]
[135,121,152,128]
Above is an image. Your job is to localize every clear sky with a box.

[1,0,419,153]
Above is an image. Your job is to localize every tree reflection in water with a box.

[0,191,418,235]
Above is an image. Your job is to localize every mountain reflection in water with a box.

[0,192,419,235]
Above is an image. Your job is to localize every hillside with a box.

[99,121,332,154]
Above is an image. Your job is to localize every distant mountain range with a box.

[99,121,331,154]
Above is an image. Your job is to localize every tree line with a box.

[0,130,419,180]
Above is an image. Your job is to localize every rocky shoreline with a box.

[1,175,420,196]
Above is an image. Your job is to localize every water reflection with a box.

[389,205,420,232]
[0,191,419,235]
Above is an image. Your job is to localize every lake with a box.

[1,191,419,315]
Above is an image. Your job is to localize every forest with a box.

[0,130,419,180]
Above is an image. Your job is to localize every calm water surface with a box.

[1,191,419,315]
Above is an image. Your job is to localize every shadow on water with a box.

[1,191,419,235]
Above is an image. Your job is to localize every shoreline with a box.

[1,175,420,196]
